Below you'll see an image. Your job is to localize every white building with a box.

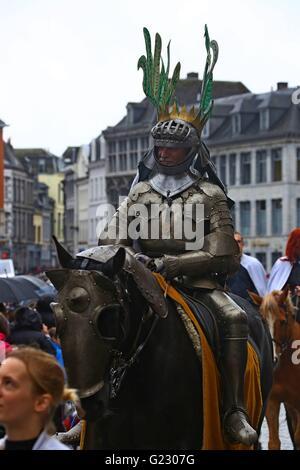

[88,134,108,247]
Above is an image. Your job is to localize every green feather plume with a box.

[137,27,180,112]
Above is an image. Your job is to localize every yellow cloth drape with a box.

[79,420,87,450]
[153,273,263,450]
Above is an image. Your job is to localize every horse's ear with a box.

[248,291,263,306]
[103,247,126,277]
[45,269,70,291]
[52,235,73,267]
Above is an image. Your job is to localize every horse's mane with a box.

[260,290,295,321]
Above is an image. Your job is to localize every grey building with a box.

[33,182,55,270]
[205,82,300,271]
[103,74,250,207]
[63,146,79,255]
[102,77,300,272]
[4,141,35,273]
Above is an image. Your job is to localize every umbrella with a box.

[0,276,56,303]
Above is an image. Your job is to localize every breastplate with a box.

[129,181,213,256]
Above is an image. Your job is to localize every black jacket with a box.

[8,308,55,356]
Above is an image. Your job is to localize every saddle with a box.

[175,288,220,356]
[172,285,265,367]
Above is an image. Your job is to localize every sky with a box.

[0,0,299,156]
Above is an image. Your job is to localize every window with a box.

[256,200,267,235]
[271,148,282,181]
[272,251,282,266]
[119,140,127,171]
[37,226,41,244]
[108,142,117,173]
[109,155,117,172]
[220,155,227,185]
[240,201,251,236]
[256,150,267,183]
[256,252,267,270]
[119,154,127,171]
[130,138,138,170]
[202,121,210,138]
[297,198,300,227]
[260,109,269,131]
[140,136,149,158]
[271,199,282,235]
[229,154,236,186]
[38,158,46,173]
[232,114,241,134]
[240,152,251,184]
[108,142,116,154]
[297,148,300,181]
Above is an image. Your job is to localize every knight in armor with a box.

[99,26,257,446]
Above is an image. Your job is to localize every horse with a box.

[250,289,300,450]
[47,240,273,450]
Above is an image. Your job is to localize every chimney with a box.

[277,82,288,90]
[187,72,199,80]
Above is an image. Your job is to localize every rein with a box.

[272,308,292,355]
[109,277,161,399]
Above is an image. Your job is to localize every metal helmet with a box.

[151,119,201,148]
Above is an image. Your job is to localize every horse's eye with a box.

[96,305,122,341]
[67,287,90,313]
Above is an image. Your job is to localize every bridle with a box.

[271,305,292,355]
[107,273,161,399]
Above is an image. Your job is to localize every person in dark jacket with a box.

[36,295,56,328]
[8,307,55,356]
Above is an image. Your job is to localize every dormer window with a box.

[232,114,241,135]
[260,109,269,130]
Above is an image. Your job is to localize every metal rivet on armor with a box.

[64,317,67,321]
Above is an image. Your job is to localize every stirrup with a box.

[223,407,257,446]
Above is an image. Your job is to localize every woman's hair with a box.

[0,312,10,336]
[285,228,300,262]
[7,347,77,407]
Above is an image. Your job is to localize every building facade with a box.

[206,83,300,270]
[88,135,108,247]
[103,75,250,208]
[3,142,35,273]
[102,77,300,272]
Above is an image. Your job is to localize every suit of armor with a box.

[100,149,257,446]
[98,26,258,446]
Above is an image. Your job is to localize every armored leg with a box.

[197,289,257,446]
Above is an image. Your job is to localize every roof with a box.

[14,148,58,158]
[4,142,26,172]
[104,79,251,135]
[0,119,7,129]
[62,146,80,164]
[205,87,300,146]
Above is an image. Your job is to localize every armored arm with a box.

[98,191,137,257]
[159,196,239,280]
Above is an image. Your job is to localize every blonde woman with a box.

[0,347,77,450]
